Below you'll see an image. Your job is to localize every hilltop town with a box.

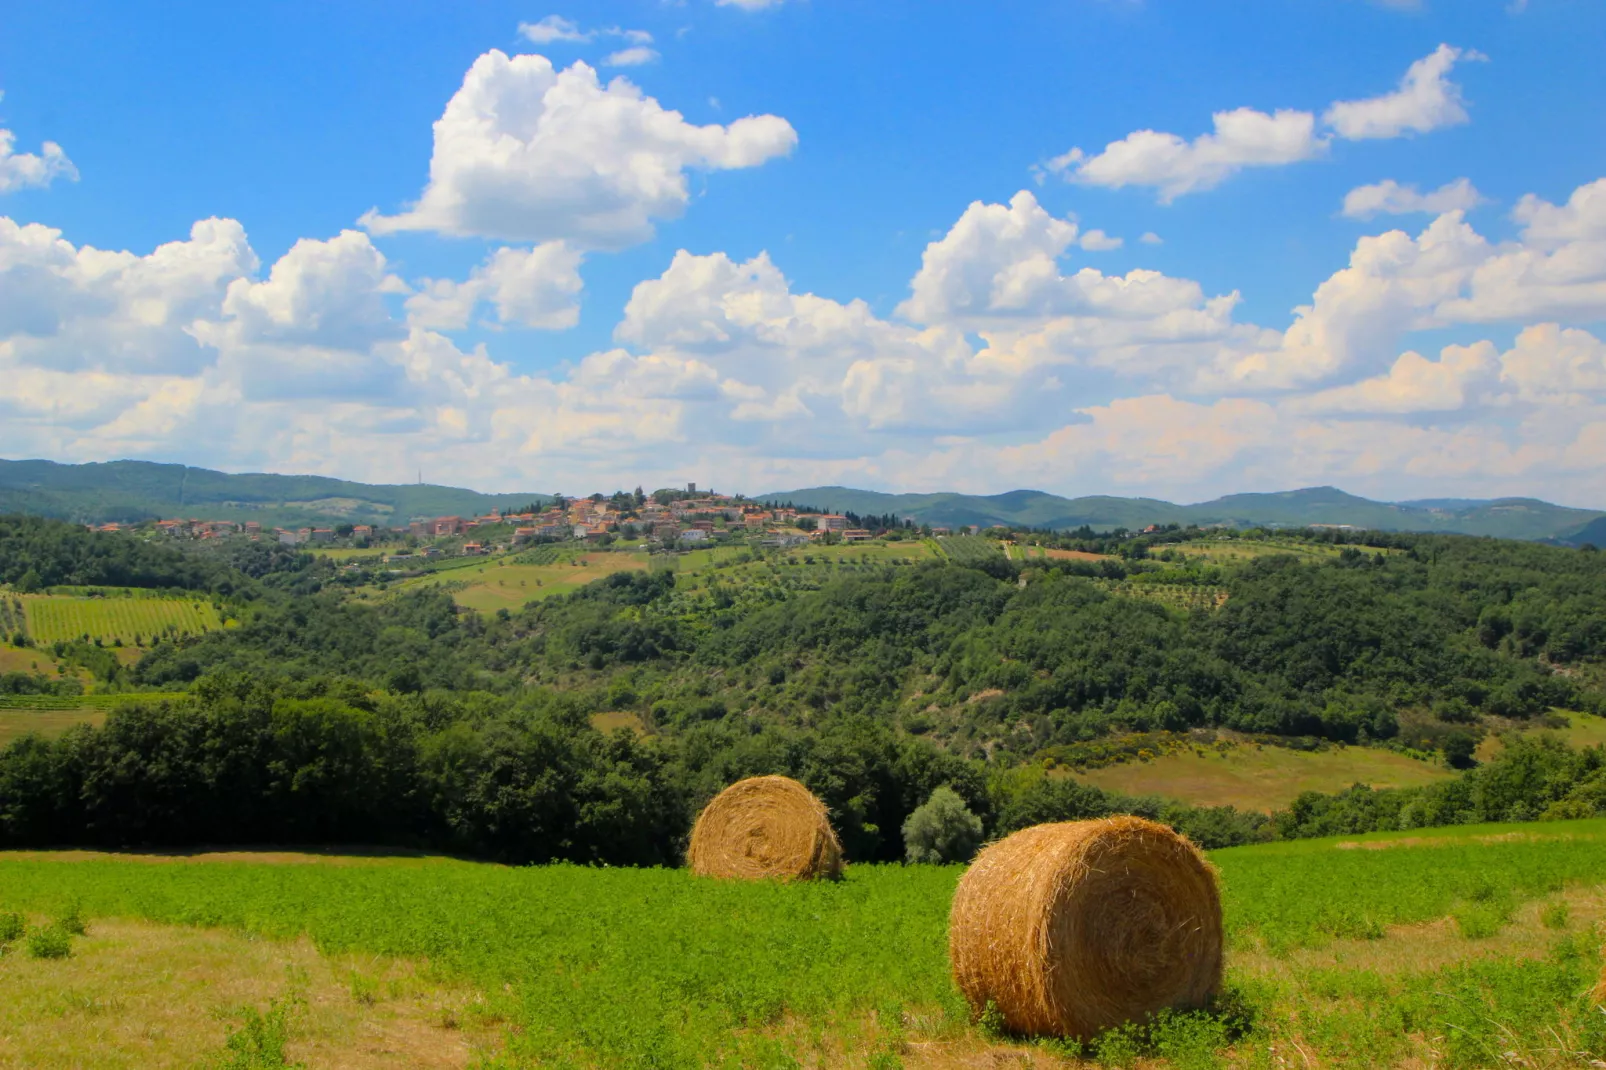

[76,484,989,559]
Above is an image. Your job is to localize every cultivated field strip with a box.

[21,596,223,646]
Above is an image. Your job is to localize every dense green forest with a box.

[2,514,1605,862]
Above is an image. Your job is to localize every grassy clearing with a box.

[0,915,501,1068]
[0,694,189,748]
[398,552,650,612]
[5,819,1606,1067]
[0,645,65,675]
[22,594,223,646]
[1479,709,1606,762]
[1168,539,1340,562]
[0,708,106,748]
[310,547,390,561]
[1015,546,1113,563]
[1072,741,1455,812]
[1098,580,1229,612]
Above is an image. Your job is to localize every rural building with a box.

[819,515,849,532]
[842,529,873,542]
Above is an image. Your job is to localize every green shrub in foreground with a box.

[25,924,72,959]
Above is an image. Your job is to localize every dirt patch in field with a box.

[0,917,503,1068]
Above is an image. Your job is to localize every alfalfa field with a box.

[3,818,1606,1068]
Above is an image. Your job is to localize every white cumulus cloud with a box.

[362,51,796,248]
[604,47,659,68]
[1048,108,1323,202]
[517,16,590,44]
[1342,178,1485,218]
[1053,45,1478,201]
[1323,44,1479,140]
[0,126,77,194]
[406,242,584,331]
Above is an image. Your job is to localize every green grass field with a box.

[21,594,223,646]
[1073,740,1455,812]
[0,693,189,748]
[395,552,652,612]
[3,819,1605,1067]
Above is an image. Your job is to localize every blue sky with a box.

[2,0,1604,503]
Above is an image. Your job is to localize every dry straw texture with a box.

[687,775,844,881]
[948,816,1223,1039]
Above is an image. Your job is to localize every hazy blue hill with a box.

[755,486,1188,530]
[0,459,549,527]
[4,457,1597,539]
[1561,516,1606,547]
[759,484,1603,541]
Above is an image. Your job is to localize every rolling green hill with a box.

[1561,515,1606,547]
[758,484,1603,540]
[0,459,549,528]
[4,456,1599,539]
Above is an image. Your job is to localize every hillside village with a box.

[77,483,996,558]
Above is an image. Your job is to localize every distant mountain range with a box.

[0,459,549,529]
[2,458,1601,543]
[756,485,1606,543]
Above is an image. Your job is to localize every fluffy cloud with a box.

[1291,341,1500,413]
[1221,182,1606,390]
[899,192,1204,325]
[1498,323,1606,402]
[0,126,77,194]
[362,51,796,248]
[1048,108,1323,202]
[604,47,659,68]
[1342,178,1484,218]
[1511,177,1606,246]
[1323,45,1478,140]
[10,177,1606,504]
[517,16,590,44]
[1079,229,1123,252]
[1053,45,1476,201]
[0,216,257,376]
[406,242,584,330]
[518,17,654,48]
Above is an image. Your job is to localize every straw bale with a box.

[948,816,1222,1039]
[687,775,843,881]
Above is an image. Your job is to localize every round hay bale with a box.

[948,816,1222,1039]
[687,775,844,881]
